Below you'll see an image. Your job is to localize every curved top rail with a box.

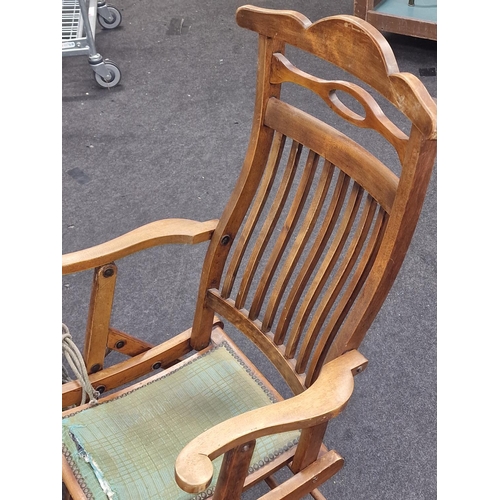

[236,5,436,139]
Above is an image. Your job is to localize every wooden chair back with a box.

[190,5,437,394]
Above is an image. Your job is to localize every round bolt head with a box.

[103,268,115,278]
[90,363,102,373]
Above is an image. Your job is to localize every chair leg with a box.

[257,450,344,500]
[265,474,280,490]
[213,440,256,500]
[62,486,72,500]
[290,422,328,473]
[309,488,327,500]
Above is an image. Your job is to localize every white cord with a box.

[62,323,99,406]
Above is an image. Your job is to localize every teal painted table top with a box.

[374,0,437,23]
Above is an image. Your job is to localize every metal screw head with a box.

[221,234,231,246]
[152,362,162,370]
[96,385,106,394]
[115,340,125,349]
[90,363,102,373]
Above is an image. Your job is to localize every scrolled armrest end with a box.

[174,451,214,493]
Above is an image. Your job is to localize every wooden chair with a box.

[62,5,437,499]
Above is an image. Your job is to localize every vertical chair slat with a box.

[306,207,388,386]
[273,170,350,346]
[261,159,335,333]
[296,195,378,373]
[283,183,363,357]
[248,149,320,320]
[221,133,286,299]
[235,140,303,310]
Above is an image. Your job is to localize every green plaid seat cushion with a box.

[62,341,300,499]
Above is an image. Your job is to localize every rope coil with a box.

[62,323,100,406]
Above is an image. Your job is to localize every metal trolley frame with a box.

[62,0,122,88]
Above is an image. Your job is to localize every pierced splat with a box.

[271,52,409,162]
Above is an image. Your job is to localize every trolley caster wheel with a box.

[93,60,121,88]
[97,6,122,29]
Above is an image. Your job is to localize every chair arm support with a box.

[174,349,368,493]
[62,218,219,274]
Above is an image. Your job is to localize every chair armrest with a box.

[174,349,368,493]
[62,218,219,274]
